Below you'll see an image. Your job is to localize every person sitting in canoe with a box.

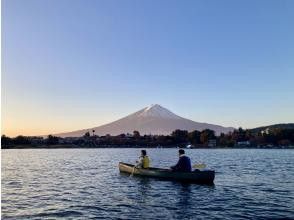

[136,150,150,168]
[170,149,192,172]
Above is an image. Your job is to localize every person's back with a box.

[142,155,150,168]
[171,149,192,172]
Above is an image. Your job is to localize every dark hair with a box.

[141,150,147,156]
[179,149,185,155]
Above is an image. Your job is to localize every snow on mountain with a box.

[55,104,234,137]
[138,104,182,119]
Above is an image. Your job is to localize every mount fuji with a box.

[56,104,234,137]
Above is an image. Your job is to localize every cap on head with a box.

[179,149,185,155]
[141,150,147,156]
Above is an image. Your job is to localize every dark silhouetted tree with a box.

[1,135,12,146]
[84,132,90,138]
[188,130,201,145]
[46,135,59,145]
[13,135,31,145]
[200,129,215,145]
[171,130,188,143]
[133,130,140,139]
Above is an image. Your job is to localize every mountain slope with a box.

[56,104,235,137]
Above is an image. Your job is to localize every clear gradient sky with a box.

[2,0,294,137]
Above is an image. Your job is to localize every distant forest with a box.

[2,124,294,149]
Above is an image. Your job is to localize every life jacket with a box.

[142,156,150,168]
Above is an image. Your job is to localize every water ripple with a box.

[2,149,294,219]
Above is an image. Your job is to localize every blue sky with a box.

[2,0,294,136]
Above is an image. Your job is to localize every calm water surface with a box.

[2,149,294,219]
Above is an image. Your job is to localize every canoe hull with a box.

[119,162,215,184]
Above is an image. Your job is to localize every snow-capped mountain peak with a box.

[138,104,181,119]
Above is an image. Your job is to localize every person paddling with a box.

[136,150,150,169]
[170,149,192,172]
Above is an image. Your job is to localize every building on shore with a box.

[208,139,217,147]
[237,141,250,146]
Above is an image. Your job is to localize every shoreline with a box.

[2,145,294,149]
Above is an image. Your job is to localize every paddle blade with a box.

[192,163,206,169]
[129,166,136,177]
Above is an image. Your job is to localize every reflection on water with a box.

[2,149,294,219]
[137,178,151,203]
[176,184,191,217]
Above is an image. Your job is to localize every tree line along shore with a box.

[2,126,294,149]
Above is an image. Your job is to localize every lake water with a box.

[2,148,294,219]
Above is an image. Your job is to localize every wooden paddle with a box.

[130,161,140,177]
[130,166,136,177]
[192,163,206,169]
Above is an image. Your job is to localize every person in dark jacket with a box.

[170,149,192,172]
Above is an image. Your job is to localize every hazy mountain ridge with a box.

[249,123,294,133]
[55,104,235,137]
